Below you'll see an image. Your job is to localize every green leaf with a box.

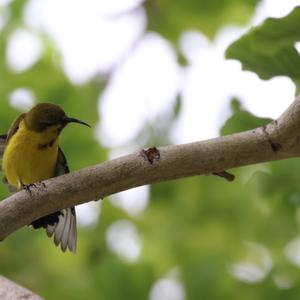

[220,98,272,135]
[145,0,261,41]
[226,6,300,82]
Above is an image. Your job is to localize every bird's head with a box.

[24,103,90,134]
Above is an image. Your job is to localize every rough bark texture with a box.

[0,276,43,300]
[0,96,300,241]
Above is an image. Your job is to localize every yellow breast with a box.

[2,120,59,189]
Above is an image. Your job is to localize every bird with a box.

[0,103,90,253]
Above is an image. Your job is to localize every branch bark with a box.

[1,96,300,241]
[0,276,43,300]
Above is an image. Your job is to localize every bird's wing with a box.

[1,111,25,192]
[0,114,25,160]
[6,113,25,143]
[45,147,77,253]
[0,134,7,159]
[1,113,25,175]
[0,134,18,193]
[54,147,70,175]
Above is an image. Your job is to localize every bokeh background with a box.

[1,0,300,299]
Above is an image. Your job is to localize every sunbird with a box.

[0,103,90,253]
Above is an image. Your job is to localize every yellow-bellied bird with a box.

[0,103,90,253]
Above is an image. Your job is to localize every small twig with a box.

[212,171,235,182]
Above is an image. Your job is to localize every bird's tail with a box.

[32,207,77,253]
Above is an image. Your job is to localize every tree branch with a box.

[1,96,300,241]
[0,276,43,300]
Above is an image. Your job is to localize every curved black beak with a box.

[63,116,91,128]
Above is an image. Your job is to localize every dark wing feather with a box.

[49,148,77,252]
[46,148,77,253]
[0,134,7,159]
[6,113,25,143]
[1,131,19,192]
[54,147,70,175]
[0,134,7,188]
[1,113,25,187]
[0,114,25,160]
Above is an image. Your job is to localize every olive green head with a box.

[24,103,90,132]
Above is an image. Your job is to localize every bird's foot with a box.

[22,182,46,194]
[22,183,36,194]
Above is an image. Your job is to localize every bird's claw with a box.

[22,182,46,194]
[22,183,36,193]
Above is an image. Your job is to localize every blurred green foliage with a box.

[146,0,261,41]
[226,6,300,85]
[1,1,300,300]
[221,98,272,135]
